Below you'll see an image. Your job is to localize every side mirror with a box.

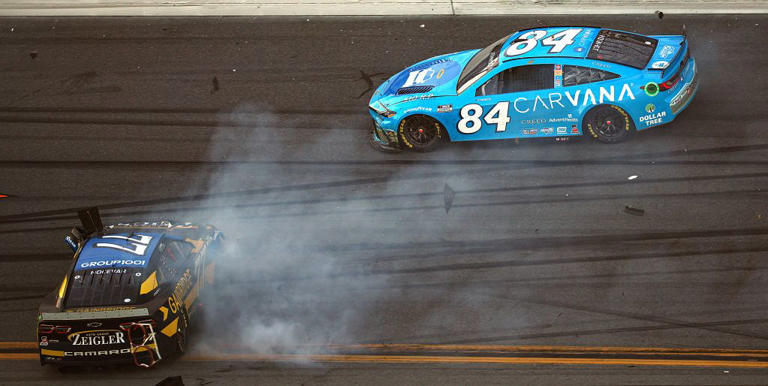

[65,227,85,252]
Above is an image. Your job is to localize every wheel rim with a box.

[402,116,439,147]
[594,109,625,138]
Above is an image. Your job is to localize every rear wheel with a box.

[398,115,444,152]
[584,105,635,144]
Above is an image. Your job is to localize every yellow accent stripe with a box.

[183,354,768,368]
[57,275,68,300]
[159,306,169,321]
[40,349,64,357]
[133,344,157,353]
[139,271,158,295]
[329,343,768,355]
[184,280,200,310]
[161,317,179,337]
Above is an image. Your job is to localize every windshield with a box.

[456,33,512,94]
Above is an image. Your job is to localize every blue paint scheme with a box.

[75,232,163,271]
[369,27,698,146]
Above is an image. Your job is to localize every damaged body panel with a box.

[37,208,222,368]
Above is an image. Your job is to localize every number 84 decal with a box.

[458,103,512,134]
[505,28,582,57]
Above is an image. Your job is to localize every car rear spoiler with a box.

[662,24,688,79]
[65,207,104,252]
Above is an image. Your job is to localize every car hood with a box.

[370,49,479,108]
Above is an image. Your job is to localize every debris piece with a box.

[212,76,219,93]
[444,183,455,213]
[30,50,38,59]
[624,206,645,216]
[655,10,664,19]
[628,175,638,180]
[420,24,425,28]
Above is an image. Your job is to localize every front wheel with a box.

[583,105,635,144]
[398,115,444,152]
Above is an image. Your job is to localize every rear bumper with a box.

[670,60,699,114]
[37,308,170,367]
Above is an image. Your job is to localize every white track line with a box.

[0,1,766,16]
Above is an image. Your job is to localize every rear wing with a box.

[65,207,104,252]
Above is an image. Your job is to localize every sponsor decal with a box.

[659,45,675,58]
[521,119,546,125]
[591,61,610,69]
[651,61,669,69]
[40,336,48,347]
[79,259,145,269]
[644,82,659,97]
[556,126,567,134]
[69,330,126,346]
[65,235,78,251]
[76,233,160,271]
[575,47,584,52]
[554,69,563,76]
[513,84,636,114]
[645,103,656,113]
[540,128,554,134]
[554,79,561,87]
[437,104,453,113]
[404,106,433,113]
[522,129,537,135]
[167,269,193,316]
[87,322,102,328]
[571,124,579,134]
[555,64,561,70]
[402,94,435,102]
[65,348,132,357]
[548,116,577,123]
[639,111,667,126]
[591,33,605,53]
[387,59,461,92]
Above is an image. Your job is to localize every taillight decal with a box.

[38,324,54,334]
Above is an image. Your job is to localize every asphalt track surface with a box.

[1,14,768,385]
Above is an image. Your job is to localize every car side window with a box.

[156,240,193,283]
[476,65,554,96]
[562,65,619,87]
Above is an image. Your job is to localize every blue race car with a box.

[369,26,698,151]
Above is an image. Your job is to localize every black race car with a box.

[37,207,222,368]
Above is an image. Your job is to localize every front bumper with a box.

[369,118,401,153]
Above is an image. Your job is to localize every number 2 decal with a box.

[458,102,511,134]
[505,28,582,57]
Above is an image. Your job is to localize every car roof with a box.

[74,231,164,272]
[500,27,602,61]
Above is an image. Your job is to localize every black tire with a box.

[397,115,444,152]
[583,105,635,144]
[176,329,186,354]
